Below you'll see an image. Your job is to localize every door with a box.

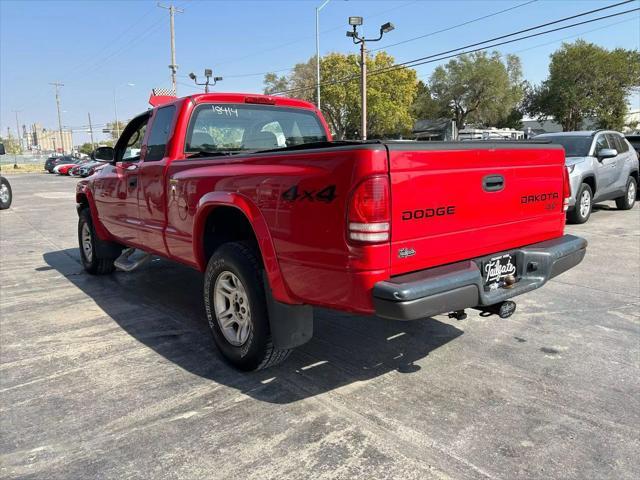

[591,133,616,199]
[93,113,149,243]
[606,133,631,194]
[137,105,177,256]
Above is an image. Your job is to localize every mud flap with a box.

[262,273,313,350]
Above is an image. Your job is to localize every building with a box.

[412,118,457,141]
[458,127,524,141]
[31,123,73,153]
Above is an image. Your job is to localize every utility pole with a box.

[12,110,22,152]
[113,89,121,139]
[315,0,331,109]
[158,3,184,95]
[49,81,65,153]
[88,112,95,149]
[346,18,394,140]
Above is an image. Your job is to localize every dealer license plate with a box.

[482,253,517,290]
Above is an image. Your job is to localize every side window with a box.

[614,135,628,153]
[146,106,176,161]
[122,122,147,162]
[593,135,609,156]
[605,134,621,154]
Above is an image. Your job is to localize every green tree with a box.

[0,135,21,155]
[411,80,445,120]
[429,51,524,130]
[264,51,418,139]
[105,121,127,139]
[524,40,640,131]
[78,142,95,155]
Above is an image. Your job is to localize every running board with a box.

[114,248,151,272]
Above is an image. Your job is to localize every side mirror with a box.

[597,148,617,160]
[0,143,5,155]
[93,146,115,162]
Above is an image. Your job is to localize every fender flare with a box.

[76,186,113,242]
[193,191,298,305]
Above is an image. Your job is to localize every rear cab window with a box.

[185,103,327,154]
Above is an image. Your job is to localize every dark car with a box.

[625,135,640,158]
[44,155,75,173]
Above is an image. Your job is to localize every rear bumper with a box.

[373,234,587,321]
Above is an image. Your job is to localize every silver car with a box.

[536,130,638,224]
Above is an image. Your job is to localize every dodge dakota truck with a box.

[77,92,587,370]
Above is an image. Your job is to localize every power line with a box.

[370,0,539,52]
[272,4,640,96]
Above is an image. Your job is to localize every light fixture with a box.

[380,22,395,34]
[348,16,363,26]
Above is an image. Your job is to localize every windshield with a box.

[185,103,327,153]
[538,135,592,157]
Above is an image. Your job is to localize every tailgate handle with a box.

[483,175,504,192]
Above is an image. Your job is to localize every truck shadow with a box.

[43,249,463,405]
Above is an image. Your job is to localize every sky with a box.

[1,0,638,145]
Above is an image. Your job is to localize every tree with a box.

[411,80,445,120]
[78,142,95,155]
[264,51,418,139]
[428,51,524,130]
[0,135,21,155]
[105,121,126,139]
[524,40,640,131]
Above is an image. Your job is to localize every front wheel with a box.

[0,177,12,210]
[203,242,291,371]
[78,208,120,274]
[615,177,637,210]
[567,183,592,224]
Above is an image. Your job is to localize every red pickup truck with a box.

[77,92,586,370]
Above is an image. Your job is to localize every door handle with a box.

[483,174,505,192]
[128,176,138,188]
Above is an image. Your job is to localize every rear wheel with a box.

[0,177,12,210]
[203,242,291,371]
[615,177,637,210]
[78,208,120,274]
[567,183,592,224]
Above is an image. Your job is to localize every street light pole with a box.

[346,18,395,141]
[315,0,331,109]
[112,83,135,139]
[12,110,22,153]
[88,112,95,149]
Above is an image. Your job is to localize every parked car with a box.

[0,143,11,210]
[76,92,586,371]
[56,160,86,175]
[45,155,75,173]
[71,161,104,177]
[53,158,85,175]
[536,131,638,224]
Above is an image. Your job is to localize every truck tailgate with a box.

[387,142,567,276]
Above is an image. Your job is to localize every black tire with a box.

[567,183,593,224]
[0,177,12,210]
[203,242,291,371]
[78,208,119,274]
[615,176,637,210]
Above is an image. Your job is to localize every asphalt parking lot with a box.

[1,173,639,480]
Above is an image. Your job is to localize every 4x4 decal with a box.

[282,184,337,203]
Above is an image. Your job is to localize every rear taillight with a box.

[563,166,572,212]
[347,176,390,243]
